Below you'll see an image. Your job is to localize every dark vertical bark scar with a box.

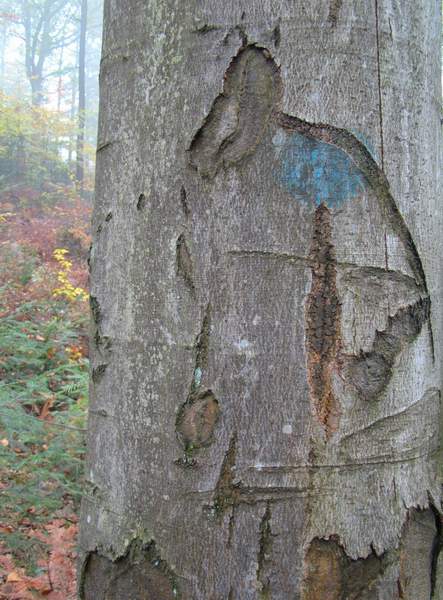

[180,186,189,217]
[212,433,238,514]
[430,505,442,599]
[189,44,433,428]
[328,0,343,26]
[277,111,434,362]
[301,537,388,600]
[305,204,341,433]
[80,540,178,600]
[176,234,194,292]
[257,503,273,598]
[189,45,280,178]
[272,24,281,48]
[137,193,147,210]
[176,304,218,452]
[194,302,211,380]
[90,295,112,376]
[344,297,430,400]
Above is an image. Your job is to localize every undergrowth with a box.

[0,253,89,572]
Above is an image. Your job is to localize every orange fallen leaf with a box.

[6,570,22,582]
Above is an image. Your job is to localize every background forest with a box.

[0,1,103,597]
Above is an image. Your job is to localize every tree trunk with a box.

[76,0,87,193]
[79,2,442,599]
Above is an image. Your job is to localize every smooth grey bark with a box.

[80,1,442,599]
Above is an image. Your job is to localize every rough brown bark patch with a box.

[176,390,219,449]
[81,540,177,600]
[301,537,387,600]
[305,204,341,433]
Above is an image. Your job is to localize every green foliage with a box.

[0,92,74,198]
[0,297,88,536]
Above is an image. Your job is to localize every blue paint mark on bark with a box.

[274,131,366,207]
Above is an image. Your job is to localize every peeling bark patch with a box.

[257,503,272,598]
[344,297,430,400]
[328,0,343,26]
[81,540,178,600]
[189,45,280,178]
[306,204,341,433]
[301,538,387,600]
[176,234,194,291]
[176,390,219,449]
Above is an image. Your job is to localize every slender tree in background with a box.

[75,0,87,192]
[21,0,77,105]
[79,2,442,598]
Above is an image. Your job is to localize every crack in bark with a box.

[176,304,218,451]
[180,185,189,217]
[257,503,272,599]
[176,234,195,292]
[212,433,238,514]
[374,0,384,168]
[136,193,147,210]
[306,204,341,433]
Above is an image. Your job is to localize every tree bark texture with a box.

[80,1,442,598]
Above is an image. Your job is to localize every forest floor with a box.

[0,194,90,599]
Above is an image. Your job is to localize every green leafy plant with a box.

[0,297,88,568]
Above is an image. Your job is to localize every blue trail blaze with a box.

[275,131,366,207]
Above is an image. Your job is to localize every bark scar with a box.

[188,45,280,178]
[305,204,341,433]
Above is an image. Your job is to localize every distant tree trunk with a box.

[68,63,77,166]
[56,31,66,113]
[23,0,49,106]
[76,0,87,193]
[79,2,442,599]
